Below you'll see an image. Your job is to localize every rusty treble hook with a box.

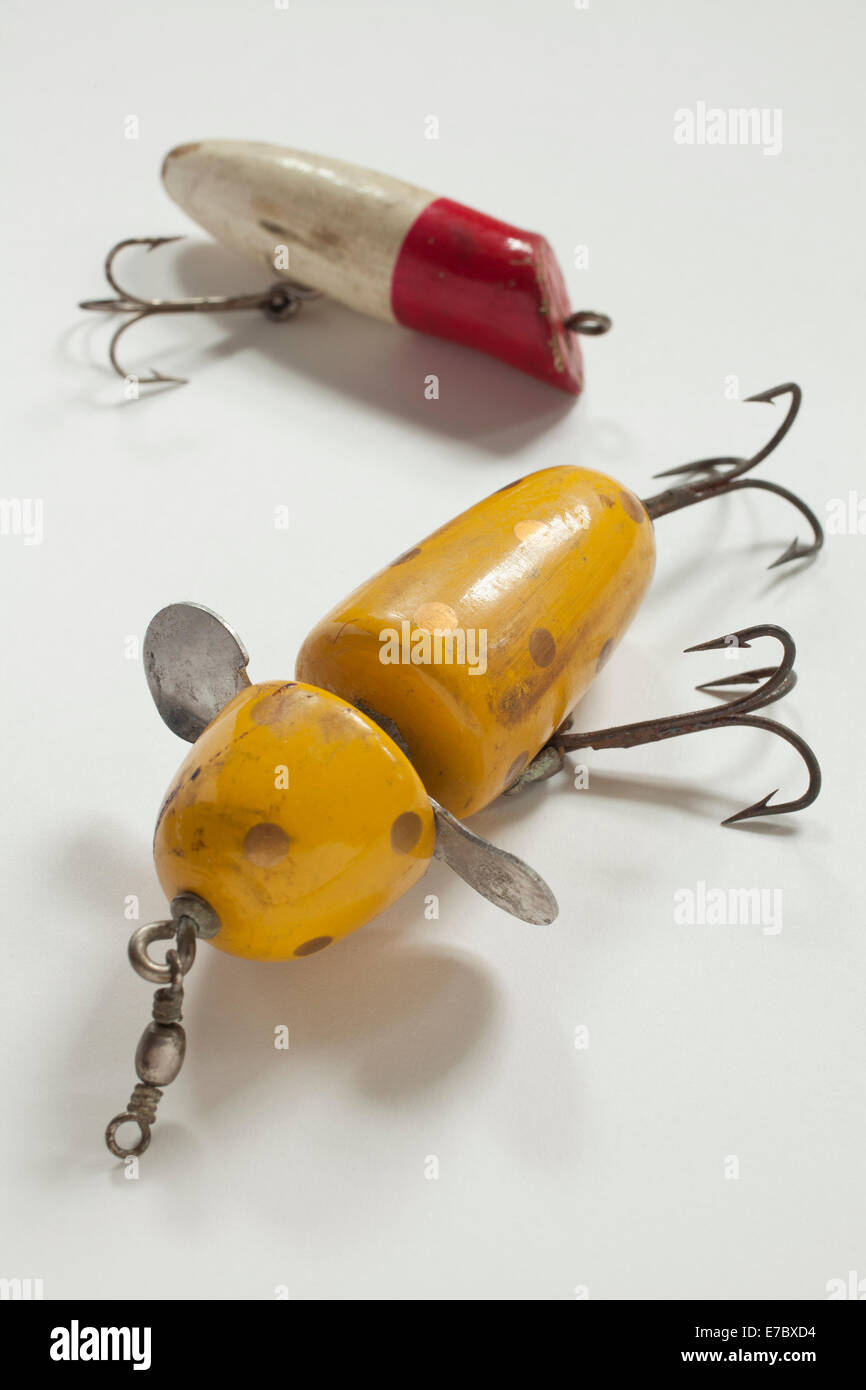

[78,236,321,386]
[640,384,823,570]
[549,624,821,825]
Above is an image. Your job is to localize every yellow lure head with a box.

[153,680,435,961]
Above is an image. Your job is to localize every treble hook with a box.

[552,624,821,825]
[78,237,321,386]
[640,384,823,569]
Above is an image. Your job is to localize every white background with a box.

[1,0,863,1301]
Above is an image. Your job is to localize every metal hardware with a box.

[641,384,823,570]
[431,799,558,925]
[550,624,821,825]
[79,236,321,386]
[144,601,250,743]
[105,905,213,1160]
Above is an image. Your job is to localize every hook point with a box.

[743,382,799,408]
[768,539,807,569]
[722,790,779,826]
[685,632,752,655]
[146,235,184,251]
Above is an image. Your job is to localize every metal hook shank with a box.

[553,624,821,825]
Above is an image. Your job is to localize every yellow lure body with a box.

[297,466,656,817]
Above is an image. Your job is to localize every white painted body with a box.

[162,140,434,322]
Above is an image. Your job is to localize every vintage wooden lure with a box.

[297,384,823,817]
[79,140,611,391]
[105,384,822,1161]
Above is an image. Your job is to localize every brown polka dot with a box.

[619,489,646,524]
[529,628,557,667]
[598,493,615,509]
[391,811,423,853]
[495,477,524,493]
[294,936,333,957]
[250,683,297,726]
[505,751,529,785]
[243,822,291,867]
[414,602,458,632]
[597,638,615,672]
[390,546,421,566]
[513,519,546,542]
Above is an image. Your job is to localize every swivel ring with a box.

[127,919,196,984]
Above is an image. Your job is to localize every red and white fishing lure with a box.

[81,140,610,392]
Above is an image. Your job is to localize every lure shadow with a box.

[569,770,798,835]
[154,241,576,454]
[481,768,796,837]
[187,899,499,1117]
[58,828,500,1171]
[643,467,822,613]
